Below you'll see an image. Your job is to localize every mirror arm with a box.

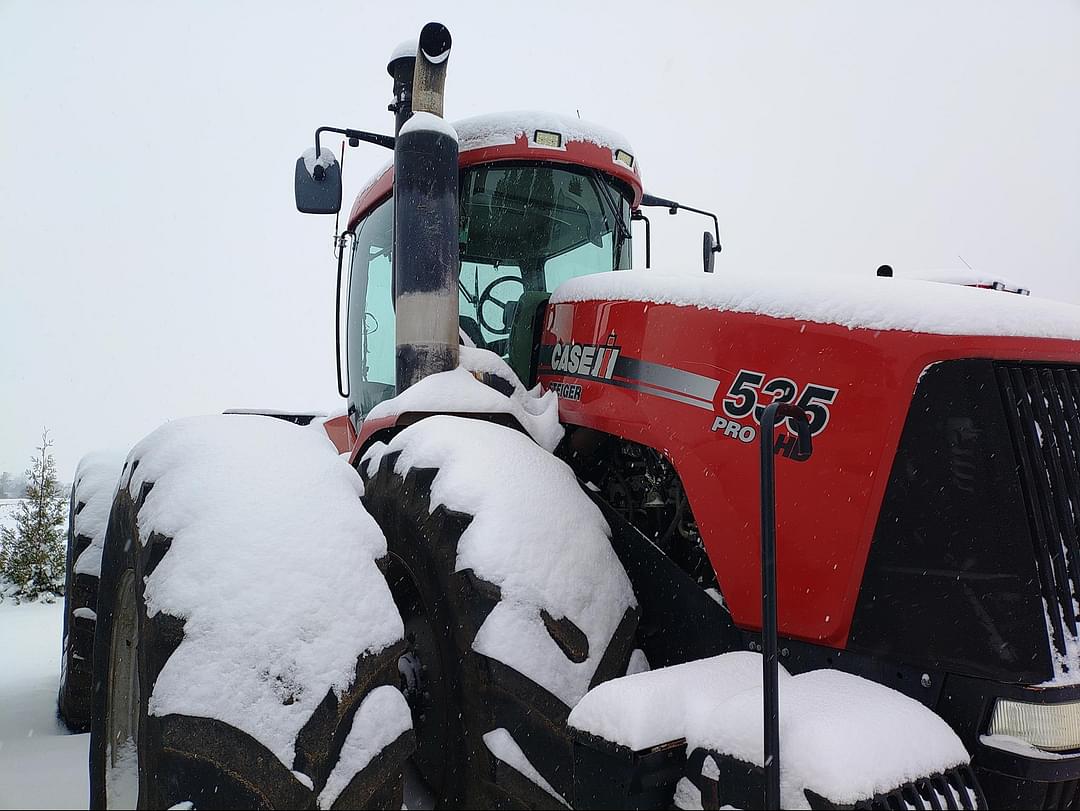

[639,193,722,253]
[640,192,678,210]
[314,126,395,160]
[678,203,721,253]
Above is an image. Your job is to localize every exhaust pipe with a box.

[412,23,451,116]
[392,22,459,393]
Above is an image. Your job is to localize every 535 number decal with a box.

[722,370,838,435]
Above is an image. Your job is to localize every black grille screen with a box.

[996,364,1080,660]
[850,359,1049,683]
[854,764,985,810]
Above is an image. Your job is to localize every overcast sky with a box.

[2,0,1078,481]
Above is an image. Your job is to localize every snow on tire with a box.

[58,451,125,732]
[88,415,414,809]
[361,415,639,808]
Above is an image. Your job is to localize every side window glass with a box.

[347,198,396,418]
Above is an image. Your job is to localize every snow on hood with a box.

[71,451,126,578]
[454,110,634,155]
[551,270,1080,341]
[365,345,564,452]
[123,415,404,770]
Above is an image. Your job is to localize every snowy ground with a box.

[0,599,88,809]
[0,498,87,810]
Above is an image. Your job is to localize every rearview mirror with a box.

[294,147,342,214]
[703,231,716,274]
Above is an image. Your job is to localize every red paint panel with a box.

[539,299,1080,648]
[321,414,356,456]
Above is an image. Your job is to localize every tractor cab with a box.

[343,113,640,421]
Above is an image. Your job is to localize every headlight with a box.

[989,698,1080,752]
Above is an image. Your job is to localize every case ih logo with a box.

[543,344,839,453]
[549,339,621,379]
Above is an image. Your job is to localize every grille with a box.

[855,765,985,810]
[996,364,1080,659]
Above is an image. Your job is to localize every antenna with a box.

[332,139,346,245]
[957,254,973,270]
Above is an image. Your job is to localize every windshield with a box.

[458,164,631,348]
[347,164,632,422]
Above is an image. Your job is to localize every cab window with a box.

[458,164,630,350]
[346,164,632,419]
[346,196,395,419]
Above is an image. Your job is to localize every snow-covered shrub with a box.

[0,430,67,601]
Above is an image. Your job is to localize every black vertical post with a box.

[758,403,812,810]
[392,23,458,393]
[387,48,416,137]
[392,117,459,391]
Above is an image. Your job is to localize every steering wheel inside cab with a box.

[467,275,525,355]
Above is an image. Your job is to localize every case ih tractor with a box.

[75,21,1080,811]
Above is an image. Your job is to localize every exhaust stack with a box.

[392,22,460,393]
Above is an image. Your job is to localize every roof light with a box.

[989,697,1080,752]
[614,149,634,168]
[534,130,563,148]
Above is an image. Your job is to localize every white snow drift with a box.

[317,686,412,809]
[122,415,407,771]
[363,415,635,707]
[366,346,564,453]
[70,451,126,579]
[567,652,768,752]
[570,651,970,810]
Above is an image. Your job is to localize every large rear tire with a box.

[58,482,94,731]
[59,453,123,732]
[89,427,414,810]
[361,419,639,809]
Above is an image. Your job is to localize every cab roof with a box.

[347,110,643,230]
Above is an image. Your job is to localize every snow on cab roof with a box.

[453,110,634,154]
[551,270,1080,341]
[352,110,636,212]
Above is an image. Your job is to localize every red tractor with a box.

[79,22,1080,810]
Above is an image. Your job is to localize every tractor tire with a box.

[59,453,124,732]
[89,447,413,809]
[58,482,93,731]
[360,420,640,809]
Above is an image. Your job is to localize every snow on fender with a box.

[88,414,414,810]
[683,668,982,810]
[568,654,983,810]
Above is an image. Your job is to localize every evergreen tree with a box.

[0,472,10,499]
[0,430,67,600]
